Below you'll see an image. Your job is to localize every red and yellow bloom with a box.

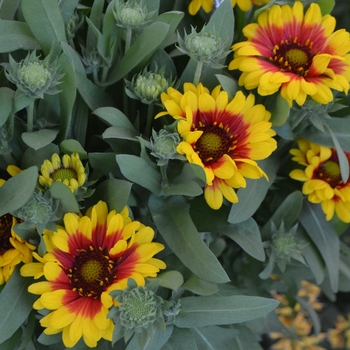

[229,1,350,107]
[188,0,269,15]
[289,139,350,223]
[156,83,277,209]
[21,201,166,348]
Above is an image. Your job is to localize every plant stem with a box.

[144,102,154,138]
[125,27,133,54]
[26,100,35,132]
[193,61,204,86]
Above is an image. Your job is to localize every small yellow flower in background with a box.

[289,139,350,223]
[156,82,277,210]
[0,211,35,285]
[188,0,270,15]
[270,281,325,350]
[39,152,86,193]
[229,1,350,107]
[328,313,350,349]
[21,201,166,348]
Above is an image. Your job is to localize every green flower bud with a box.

[145,129,185,166]
[12,191,61,234]
[113,0,150,29]
[3,51,64,99]
[177,25,231,68]
[125,66,176,104]
[66,10,84,40]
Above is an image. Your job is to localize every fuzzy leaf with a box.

[0,269,37,343]
[154,271,184,291]
[149,195,230,284]
[21,129,59,150]
[299,201,339,293]
[0,87,14,128]
[21,0,66,55]
[175,295,279,328]
[0,166,38,216]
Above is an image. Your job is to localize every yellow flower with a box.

[39,152,86,193]
[229,1,350,107]
[156,82,277,209]
[0,211,35,285]
[21,201,166,348]
[289,139,350,223]
[328,313,350,349]
[188,0,269,15]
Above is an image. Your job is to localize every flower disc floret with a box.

[39,152,86,193]
[289,139,350,222]
[229,1,350,107]
[156,83,277,209]
[21,201,166,348]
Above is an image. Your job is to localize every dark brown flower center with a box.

[51,168,77,182]
[270,38,313,76]
[67,245,117,298]
[0,214,13,255]
[193,124,234,165]
[315,160,343,188]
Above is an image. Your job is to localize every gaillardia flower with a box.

[229,1,350,107]
[289,139,350,223]
[21,201,166,348]
[188,0,269,15]
[0,176,36,284]
[156,83,277,209]
[39,152,86,193]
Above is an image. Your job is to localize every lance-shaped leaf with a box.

[174,295,279,328]
[149,195,230,283]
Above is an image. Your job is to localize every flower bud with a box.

[113,0,149,29]
[177,26,231,68]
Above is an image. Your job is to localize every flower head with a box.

[113,0,150,29]
[109,278,166,343]
[188,0,270,15]
[289,139,350,222]
[39,152,86,194]
[125,66,175,104]
[229,1,350,107]
[0,213,35,285]
[328,313,350,349]
[3,51,64,99]
[177,26,231,69]
[156,83,277,209]
[21,201,166,348]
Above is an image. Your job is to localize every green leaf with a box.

[182,274,219,296]
[0,166,38,216]
[0,268,37,344]
[215,74,238,100]
[57,52,77,141]
[190,199,265,261]
[59,139,87,159]
[261,191,303,240]
[191,326,239,350]
[88,152,122,177]
[126,326,173,350]
[86,178,133,213]
[270,94,290,127]
[0,87,14,128]
[21,143,59,169]
[224,218,265,262]
[59,0,80,27]
[86,0,105,51]
[104,22,170,85]
[0,328,22,350]
[0,0,20,20]
[21,129,59,150]
[153,271,184,291]
[316,0,335,14]
[174,295,279,328]
[165,327,198,350]
[299,201,339,293]
[149,195,230,284]
[48,181,80,214]
[116,154,161,195]
[61,42,113,110]
[21,0,67,56]
[0,21,39,53]
[228,155,280,224]
[229,325,264,350]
